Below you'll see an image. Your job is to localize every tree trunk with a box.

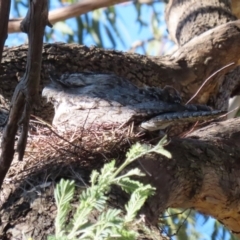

[1,0,240,239]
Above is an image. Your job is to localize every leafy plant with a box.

[48,137,171,240]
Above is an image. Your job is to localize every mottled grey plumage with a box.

[42,73,224,132]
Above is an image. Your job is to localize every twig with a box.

[186,62,235,104]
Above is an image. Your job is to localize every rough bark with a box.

[1,18,240,123]
[232,0,240,19]
[140,118,240,236]
[165,0,240,109]
[165,0,235,46]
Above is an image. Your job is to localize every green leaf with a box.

[90,170,99,185]
[54,179,75,237]
[53,22,74,36]
[115,168,145,182]
[117,178,144,194]
[99,160,116,178]
[126,142,150,161]
[150,135,172,158]
[115,229,138,240]
[125,185,155,223]
[104,25,117,48]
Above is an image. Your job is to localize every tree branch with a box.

[8,0,131,33]
[0,0,49,189]
[139,118,240,236]
[232,0,240,19]
[0,0,11,61]
[2,19,240,117]
[1,0,240,237]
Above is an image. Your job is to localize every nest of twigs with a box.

[0,118,166,239]
[2,119,142,193]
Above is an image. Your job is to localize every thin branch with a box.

[0,0,11,61]
[0,0,49,189]
[8,0,130,33]
[186,62,235,104]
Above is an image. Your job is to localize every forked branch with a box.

[0,0,49,189]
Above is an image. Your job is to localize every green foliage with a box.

[49,139,170,240]
[55,179,75,237]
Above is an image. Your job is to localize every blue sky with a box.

[6,1,172,55]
